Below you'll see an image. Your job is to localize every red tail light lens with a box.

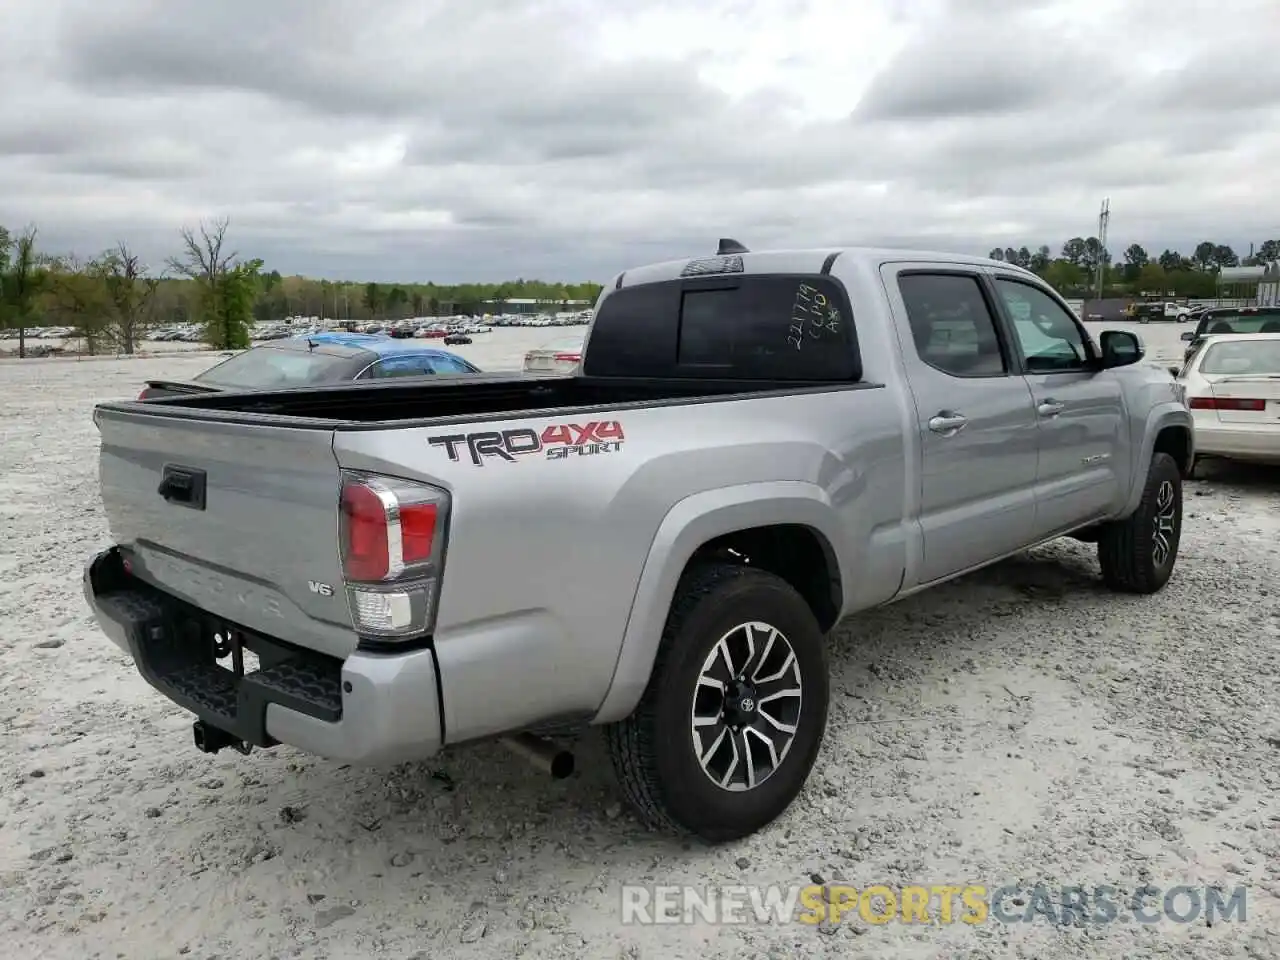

[340,481,390,581]
[339,474,447,583]
[399,503,438,564]
[553,353,581,362]
[337,472,449,639]
[1189,397,1266,411]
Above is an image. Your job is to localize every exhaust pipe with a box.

[192,720,250,755]
[500,732,575,779]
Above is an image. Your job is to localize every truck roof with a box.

[614,245,1034,289]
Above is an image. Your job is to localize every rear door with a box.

[95,407,355,658]
[989,274,1126,534]
[882,266,1040,583]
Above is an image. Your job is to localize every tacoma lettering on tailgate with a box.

[428,421,625,466]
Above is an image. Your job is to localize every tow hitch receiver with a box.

[192,720,252,755]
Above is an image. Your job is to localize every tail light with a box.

[1188,397,1266,411]
[553,353,581,362]
[137,388,151,400]
[338,472,450,640]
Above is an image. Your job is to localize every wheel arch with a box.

[1123,405,1194,516]
[592,482,846,724]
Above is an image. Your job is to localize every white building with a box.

[1259,261,1280,307]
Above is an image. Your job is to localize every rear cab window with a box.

[583,274,859,380]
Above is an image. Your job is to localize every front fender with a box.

[1122,402,1194,516]
[590,480,847,724]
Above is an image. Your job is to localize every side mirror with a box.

[1167,365,1181,377]
[1098,330,1144,369]
[1180,331,1195,342]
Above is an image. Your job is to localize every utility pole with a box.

[1095,197,1109,300]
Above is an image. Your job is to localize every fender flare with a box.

[591,480,847,724]
[1123,402,1194,516]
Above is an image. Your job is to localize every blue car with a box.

[138,331,481,399]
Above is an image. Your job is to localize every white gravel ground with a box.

[1,327,1278,960]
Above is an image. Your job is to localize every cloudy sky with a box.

[1,0,1277,282]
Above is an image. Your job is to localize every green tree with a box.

[96,242,159,353]
[42,255,110,352]
[1122,244,1149,282]
[386,285,408,318]
[1192,241,1216,271]
[1211,244,1238,269]
[0,225,43,358]
[167,217,257,350]
[1135,262,1167,294]
[362,282,382,320]
[1061,237,1087,266]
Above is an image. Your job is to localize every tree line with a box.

[986,238,1279,299]
[0,218,605,358]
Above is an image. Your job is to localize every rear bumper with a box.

[1194,424,1280,461]
[84,546,443,764]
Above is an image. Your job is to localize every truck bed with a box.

[108,372,867,428]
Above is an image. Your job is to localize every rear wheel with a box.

[1097,452,1182,594]
[605,562,829,843]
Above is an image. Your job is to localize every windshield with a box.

[195,344,355,388]
[1196,311,1280,337]
[1200,340,1280,376]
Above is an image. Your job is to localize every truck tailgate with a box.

[95,407,356,659]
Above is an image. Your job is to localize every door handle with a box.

[1037,399,1065,417]
[928,412,968,435]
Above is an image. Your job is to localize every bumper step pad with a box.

[89,551,343,747]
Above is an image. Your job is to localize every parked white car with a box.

[522,334,585,375]
[1174,332,1280,470]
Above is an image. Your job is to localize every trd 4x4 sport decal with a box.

[428,420,625,466]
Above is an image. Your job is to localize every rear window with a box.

[1196,310,1280,336]
[539,336,585,353]
[1200,339,1280,375]
[583,275,858,380]
[195,345,356,388]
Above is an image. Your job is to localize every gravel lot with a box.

[2,325,1278,960]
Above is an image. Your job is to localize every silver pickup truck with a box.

[84,243,1193,843]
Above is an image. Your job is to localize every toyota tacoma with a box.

[84,242,1193,842]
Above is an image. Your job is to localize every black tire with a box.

[1097,452,1182,594]
[604,562,829,843]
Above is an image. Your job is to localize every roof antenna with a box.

[717,238,749,255]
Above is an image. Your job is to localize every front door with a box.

[990,274,1126,534]
[884,267,1041,584]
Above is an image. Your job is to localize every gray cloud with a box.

[0,0,1275,282]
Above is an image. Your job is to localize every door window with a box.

[995,279,1090,373]
[427,354,477,374]
[364,355,435,378]
[897,273,1008,377]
